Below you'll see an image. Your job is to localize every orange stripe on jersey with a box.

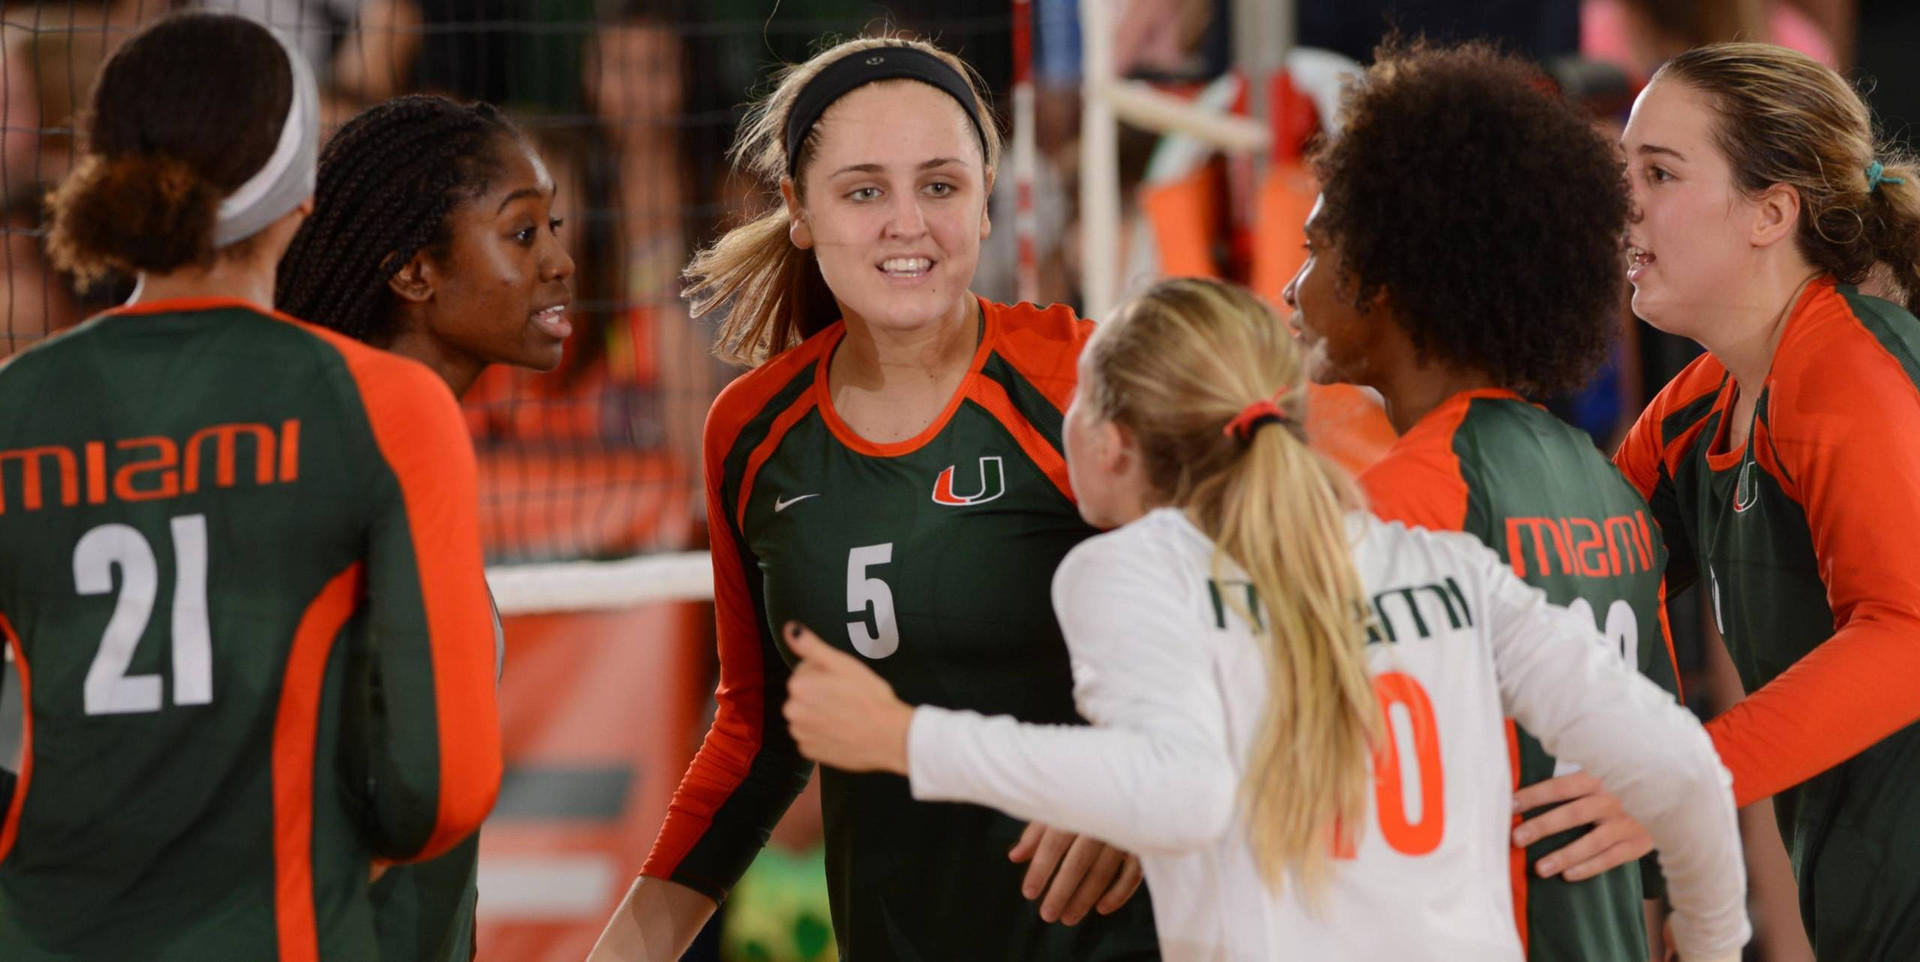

[1704,279,1920,806]
[1360,389,1508,531]
[1506,719,1528,957]
[735,392,820,532]
[0,614,31,866]
[1614,356,1725,499]
[981,299,1091,414]
[1655,563,1684,705]
[966,376,1073,502]
[271,564,363,962]
[334,336,502,857]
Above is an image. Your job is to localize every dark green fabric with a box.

[1450,397,1676,962]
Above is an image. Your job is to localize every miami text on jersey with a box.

[0,419,301,515]
[1504,511,1656,580]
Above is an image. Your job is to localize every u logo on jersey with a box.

[932,456,1005,506]
[1732,459,1759,514]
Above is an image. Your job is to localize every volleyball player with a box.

[276,93,575,962]
[1611,42,1920,960]
[0,13,501,959]
[1281,42,1681,960]
[779,277,1748,962]
[589,36,1159,961]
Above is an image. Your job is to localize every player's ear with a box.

[782,177,814,250]
[386,249,435,305]
[1100,419,1134,474]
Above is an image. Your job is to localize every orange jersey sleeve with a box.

[332,334,503,861]
[1704,294,1920,806]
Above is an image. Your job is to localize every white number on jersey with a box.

[846,543,900,658]
[77,514,214,715]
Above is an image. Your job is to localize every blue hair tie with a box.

[1867,160,1905,192]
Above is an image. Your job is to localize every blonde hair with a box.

[1659,43,1920,311]
[1083,277,1378,895]
[688,35,1001,367]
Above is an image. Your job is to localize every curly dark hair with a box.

[1310,41,1628,396]
[276,95,522,344]
[46,11,290,284]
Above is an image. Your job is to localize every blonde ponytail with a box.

[1085,277,1377,896]
[687,34,1001,367]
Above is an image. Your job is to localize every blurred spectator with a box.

[0,185,82,359]
[1582,0,1836,77]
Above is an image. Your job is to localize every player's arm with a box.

[1480,544,1747,962]
[351,357,503,862]
[595,412,814,959]
[898,540,1236,855]
[1705,351,1920,806]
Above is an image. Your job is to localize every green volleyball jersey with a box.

[643,300,1160,960]
[1363,389,1678,962]
[0,298,502,961]
[1619,280,1920,960]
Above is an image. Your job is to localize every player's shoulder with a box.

[1771,280,1920,407]
[1353,512,1503,593]
[984,299,1090,413]
[1640,351,1727,437]
[704,323,841,454]
[1056,508,1210,597]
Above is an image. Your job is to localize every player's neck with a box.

[1372,342,1498,435]
[128,260,277,313]
[1696,262,1819,400]
[831,297,980,389]
[385,324,487,398]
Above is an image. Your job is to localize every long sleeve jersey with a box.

[640,299,1159,960]
[1616,278,1920,960]
[907,508,1748,962]
[0,299,502,961]
[1361,388,1680,962]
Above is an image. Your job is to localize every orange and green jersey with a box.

[642,299,1160,960]
[1617,279,1920,961]
[0,298,503,961]
[1362,388,1679,962]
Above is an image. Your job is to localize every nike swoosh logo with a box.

[774,493,821,512]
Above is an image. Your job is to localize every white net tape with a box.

[486,551,713,615]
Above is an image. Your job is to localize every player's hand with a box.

[1511,771,1653,880]
[783,622,914,776]
[1009,822,1145,925]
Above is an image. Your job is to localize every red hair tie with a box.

[1223,397,1290,441]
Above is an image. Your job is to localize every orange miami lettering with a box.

[1504,511,1656,580]
[0,420,302,514]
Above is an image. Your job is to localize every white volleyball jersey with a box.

[908,508,1747,962]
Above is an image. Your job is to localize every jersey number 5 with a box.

[75,514,213,716]
[846,543,899,659]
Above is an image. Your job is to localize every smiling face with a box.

[787,80,990,337]
[1280,196,1388,388]
[1620,77,1762,337]
[415,135,577,374]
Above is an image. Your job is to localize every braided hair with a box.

[276,95,522,344]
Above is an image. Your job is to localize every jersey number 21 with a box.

[75,514,213,716]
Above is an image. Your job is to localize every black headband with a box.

[784,46,989,178]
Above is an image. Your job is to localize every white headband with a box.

[212,28,318,248]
